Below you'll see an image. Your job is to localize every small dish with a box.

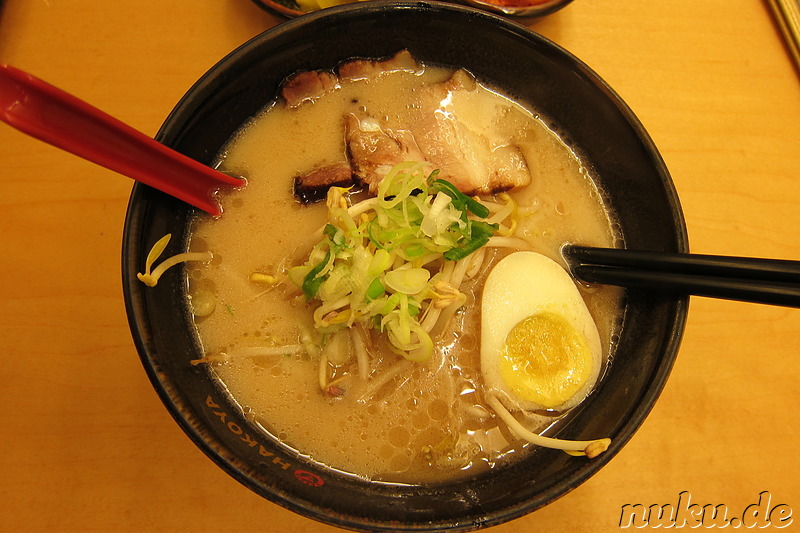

[250,0,304,18]
[462,0,572,18]
[251,0,573,19]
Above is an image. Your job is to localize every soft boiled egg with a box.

[481,251,602,413]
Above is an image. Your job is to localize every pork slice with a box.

[282,50,418,108]
[343,69,532,197]
[345,114,427,193]
[411,69,532,195]
[281,70,339,108]
[338,50,419,81]
[414,122,531,195]
[293,162,355,204]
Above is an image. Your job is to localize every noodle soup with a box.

[185,54,623,483]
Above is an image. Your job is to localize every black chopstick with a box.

[564,245,800,308]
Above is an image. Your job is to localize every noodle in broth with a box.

[185,56,623,482]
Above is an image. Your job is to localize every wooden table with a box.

[2,1,798,530]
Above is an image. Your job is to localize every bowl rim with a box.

[123,2,689,530]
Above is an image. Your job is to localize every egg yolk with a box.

[499,311,592,410]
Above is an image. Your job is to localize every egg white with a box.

[480,251,602,412]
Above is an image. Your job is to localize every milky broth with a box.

[186,63,623,482]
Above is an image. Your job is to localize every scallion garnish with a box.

[290,161,499,361]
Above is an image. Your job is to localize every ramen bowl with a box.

[122,2,687,531]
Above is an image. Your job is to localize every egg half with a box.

[481,251,602,412]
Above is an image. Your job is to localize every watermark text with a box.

[619,491,792,528]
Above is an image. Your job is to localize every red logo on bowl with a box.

[294,469,325,487]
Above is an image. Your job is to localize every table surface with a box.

[2,0,799,531]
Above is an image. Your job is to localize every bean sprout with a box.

[486,395,610,458]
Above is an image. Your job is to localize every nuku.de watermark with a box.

[619,491,792,528]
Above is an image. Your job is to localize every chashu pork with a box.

[345,69,532,195]
[289,51,533,203]
[282,50,419,108]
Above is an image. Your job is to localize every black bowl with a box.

[122,2,688,531]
